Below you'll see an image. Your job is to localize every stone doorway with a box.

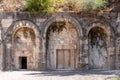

[56,49,75,70]
[46,22,78,70]
[19,57,27,69]
[88,27,107,70]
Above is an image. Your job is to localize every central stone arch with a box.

[43,13,83,70]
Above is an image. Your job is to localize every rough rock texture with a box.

[88,27,107,69]
[47,22,78,70]
[14,27,38,70]
[0,0,119,12]
[0,0,24,12]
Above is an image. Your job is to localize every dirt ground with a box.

[0,70,120,80]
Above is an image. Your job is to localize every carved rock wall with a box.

[47,22,78,70]
[0,12,119,71]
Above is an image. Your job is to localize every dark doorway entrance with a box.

[19,57,27,69]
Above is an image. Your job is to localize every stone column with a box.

[0,27,3,70]
[6,43,12,70]
[76,36,82,70]
[38,38,46,70]
[115,38,120,69]
[80,36,89,70]
[105,34,111,70]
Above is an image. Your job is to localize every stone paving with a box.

[0,70,120,80]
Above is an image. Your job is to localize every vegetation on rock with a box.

[25,0,64,13]
[0,0,119,13]
[67,0,107,11]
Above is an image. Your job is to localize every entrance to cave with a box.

[19,57,27,69]
[88,27,107,69]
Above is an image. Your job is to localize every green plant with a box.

[25,0,63,13]
[68,0,107,11]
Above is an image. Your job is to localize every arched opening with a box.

[88,27,108,70]
[46,22,78,70]
[13,27,37,70]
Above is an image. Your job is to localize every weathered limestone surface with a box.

[0,12,119,71]
[47,22,78,70]
[14,27,37,70]
[88,27,107,69]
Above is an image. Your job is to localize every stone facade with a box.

[0,12,120,71]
